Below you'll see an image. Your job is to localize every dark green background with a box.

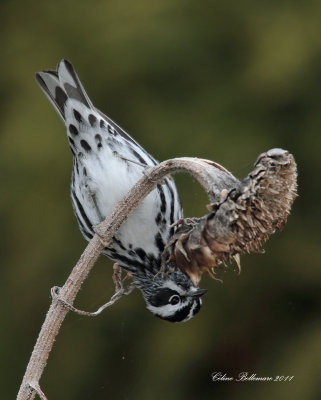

[1,1,320,399]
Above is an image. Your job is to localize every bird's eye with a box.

[169,295,180,305]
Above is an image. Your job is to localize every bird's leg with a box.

[153,236,177,281]
[112,262,123,292]
[51,263,135,317]
[112,263,132,291]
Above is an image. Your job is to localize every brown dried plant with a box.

[162,149,297,285]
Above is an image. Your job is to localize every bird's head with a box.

[133,268,207,323]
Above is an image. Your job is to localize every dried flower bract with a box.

[162,148,298,285]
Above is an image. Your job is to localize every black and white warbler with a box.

[36,60,207,323]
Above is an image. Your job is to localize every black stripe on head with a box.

[148,288,178,307]
[157,303,191,323]
[160,299,201,322]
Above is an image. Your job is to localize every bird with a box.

[35,59,207,322]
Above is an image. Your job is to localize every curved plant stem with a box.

[17,157,230,400]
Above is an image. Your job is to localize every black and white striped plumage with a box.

[36,59,206,322]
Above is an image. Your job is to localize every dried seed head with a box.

[163,149,297,285]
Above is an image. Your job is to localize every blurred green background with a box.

[1,0,321,399]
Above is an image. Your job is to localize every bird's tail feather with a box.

[35,59,93,120]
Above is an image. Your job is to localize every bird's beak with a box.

[188,288,208,298]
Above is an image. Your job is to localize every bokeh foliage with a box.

[1,0,320,399]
